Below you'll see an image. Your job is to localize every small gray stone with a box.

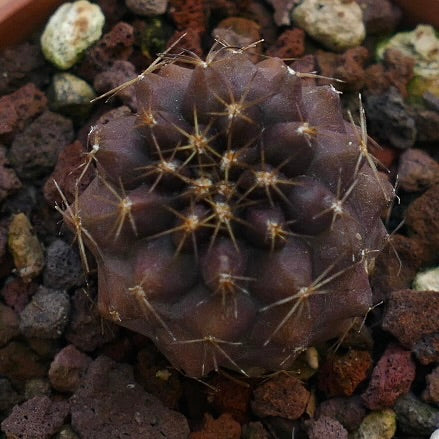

[292,0,365,52]
[125,0,168,16]
[395,393,439,436]
[41,1,105,69]
[56,425,80,439]
[365,88,416,149]
[350,409,396,439]
[19,286,70,339]
[43,239,84,290]
[49,73,95,119]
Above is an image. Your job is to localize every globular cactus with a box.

[59,43,393,377]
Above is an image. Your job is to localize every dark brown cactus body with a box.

[65,47,392,377]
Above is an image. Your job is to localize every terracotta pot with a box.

[0,0,64,50]
[392,0,439,28]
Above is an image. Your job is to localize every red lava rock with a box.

[0,83,48,144]
[208,375,252,423]
[251,374,310,420]
[370,234,429,303]
[0,42,47,95]
[0,146,21,202]
[135,347,183,408]
[318,350,373,397]
[356,0,401,34]
[364,49,415,98]
[94,60,138,110]
[423,366,439,405]
[267,28,305,59]
[383,289,439,348]
[1,396,69,439]
[0,303,19,347]
[70,356,190,438]
[8,110,74,179]
[170,0,206,32]
[0,276,37,313]
[0,98,18,144]
[190,413,241,439]
[13,85,48,126]
[65,288,119,352]
[212,17,261,62]
[0,341,46,382]
[398,148,439,192]
[305,416,348,439]
[43,140,95,207]
[406,184,439,261]
[317,396,366,432]
[362,344,416,410]
[78,22,135,81]
[49,344,91,393]
[168,0,206,56]
[316,47,369,92]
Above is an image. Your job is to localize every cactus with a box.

[57,42,393,377]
